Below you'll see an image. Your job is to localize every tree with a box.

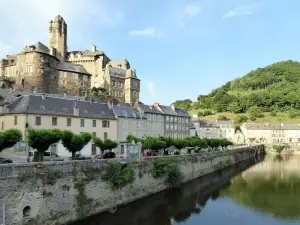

[172,99,193,110]
[209,139,220,150]
[126,135,142,143]
[93,137,105,155]
[197,112,204,118]
[235,115,248,124]
[103,139,118,151]
[61,131,91,160]
[27,129,62,162]
[0,129,22,152]
[219,139,232,149]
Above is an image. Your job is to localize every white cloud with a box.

[147,81,156,98]
[0,0,125,58]
[222,6,255,19]
[184,4,201,17]
[128,27,162,38]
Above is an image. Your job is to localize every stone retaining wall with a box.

[0,145,264,225]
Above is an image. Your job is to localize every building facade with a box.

[0,94,117,157]
[135,102,164,137]
[153,103,191,138]
[0,15,140,105]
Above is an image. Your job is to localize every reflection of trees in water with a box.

[222,175,300,219]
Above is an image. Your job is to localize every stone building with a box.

[0,93,118,157]
[152,103,191,138]
[135,102,164,137]
[0,15,140,105]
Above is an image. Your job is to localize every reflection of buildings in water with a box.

[241,155,300,180]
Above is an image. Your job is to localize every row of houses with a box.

[192,117,300,146]
[0,90,191,157]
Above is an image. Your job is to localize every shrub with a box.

[203,110,213,116]
[273,145,285,154]
[101,162,135,189]
[288,110,299,118]
[197,112,204,117]
[235,115,248,124]
[217,115,229,120]
[270,111,277,116]
[249,115,256,121]
[0,129,22,152]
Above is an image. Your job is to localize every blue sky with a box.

[1,0,300,105]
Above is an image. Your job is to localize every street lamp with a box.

[25,122,30,162]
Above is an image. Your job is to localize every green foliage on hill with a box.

[179,61,300,118]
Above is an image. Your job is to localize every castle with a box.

[0,15,140,105]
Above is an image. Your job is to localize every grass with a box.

[189,109,300,124]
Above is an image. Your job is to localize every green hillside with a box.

[173,60,300,123]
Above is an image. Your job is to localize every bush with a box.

[288,110,299,118]
[235,115,248,124]
[273,145,285,154]
[248,106,264,118]
[249,115,256,121]
[217,115,228,120]
[203,110,214,116]
[270,111,277,116]
[197,112,204,117]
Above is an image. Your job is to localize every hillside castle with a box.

[0,15,140,105]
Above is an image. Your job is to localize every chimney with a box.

[171,104,175,111]
[91,45,97,52]
[107,97,113,109]
[154,102,159,108]
[73,100,79,116]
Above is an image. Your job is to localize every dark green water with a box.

[72,154,300,225]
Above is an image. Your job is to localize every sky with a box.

[1,0,300,105]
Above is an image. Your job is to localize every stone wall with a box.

[0,145,264,225]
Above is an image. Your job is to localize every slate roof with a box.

[112,105,146,119]
[175,107,190,117]
[68,50,104,57]
[137,103,163,114]
[109,67,127,77]
[216,120,234,125]
[29,42,50,54]
[199,120,218,128]
[156,105,178,116]
[244,123,300,130]
[56,61,90,75]
[4,95,116,119]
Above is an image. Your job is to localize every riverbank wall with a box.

[0,145,264,225]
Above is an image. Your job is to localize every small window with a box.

[62,79,66,85]
[92,132,96,137]
[92,120,96,127]
[73,73,78,79]
[52,117,57,126]
[104,132,108,140]
[67,118,71,126]
[27,65,32,72]
[35,116,41,126]
[91,144,96,155]
[14,116,17,125]
[121,145,124,154]
[102,120,110,128]
[61,72,66,79]
[80,119,85,127]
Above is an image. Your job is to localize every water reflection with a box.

[71,156,262,225]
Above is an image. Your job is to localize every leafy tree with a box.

[126,135,142,143]
[209,139,220,150]
[61,131,91,160]
[172,99,193,110]
[0,129,22,152]
[27,129,62,162]
[197,112,204,117]
[173,138,186,151]
[219,139,232,149]
[159,136,174,148]
[288,109,299,118]
[103,139,118,151]
[235,115,248,124]
[227,102,243,113]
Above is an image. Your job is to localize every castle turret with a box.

[49,15,68,61]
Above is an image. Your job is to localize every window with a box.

[92,132,96,137]
[67,118,71,126]
[91,144,97,155]
[119,82,122,88]
[62,79,66,85]
[121,145,124,154]
[14,116,17,125]
[132,120,136,128]
[27,65,32,72]
[52,117,57,126]
[80,119,85,127]
[61,72,66,79]
[123,132,128,141]
[123,120,128,128]
[102,120,110,128]
[113,81,116,86]
[73,73,78,79]
[139,120,143,128]
[35,116,41,126]
[92,120,96,127]
[153,114,156,121]
[104,132,108,139]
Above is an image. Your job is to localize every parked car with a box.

[28,151,64,162]
[69,154,92,160]
[94,152,116,160]
[0,156,13,164]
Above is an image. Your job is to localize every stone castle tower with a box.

[49,15,68,61]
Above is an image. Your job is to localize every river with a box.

[71,154,300,225]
